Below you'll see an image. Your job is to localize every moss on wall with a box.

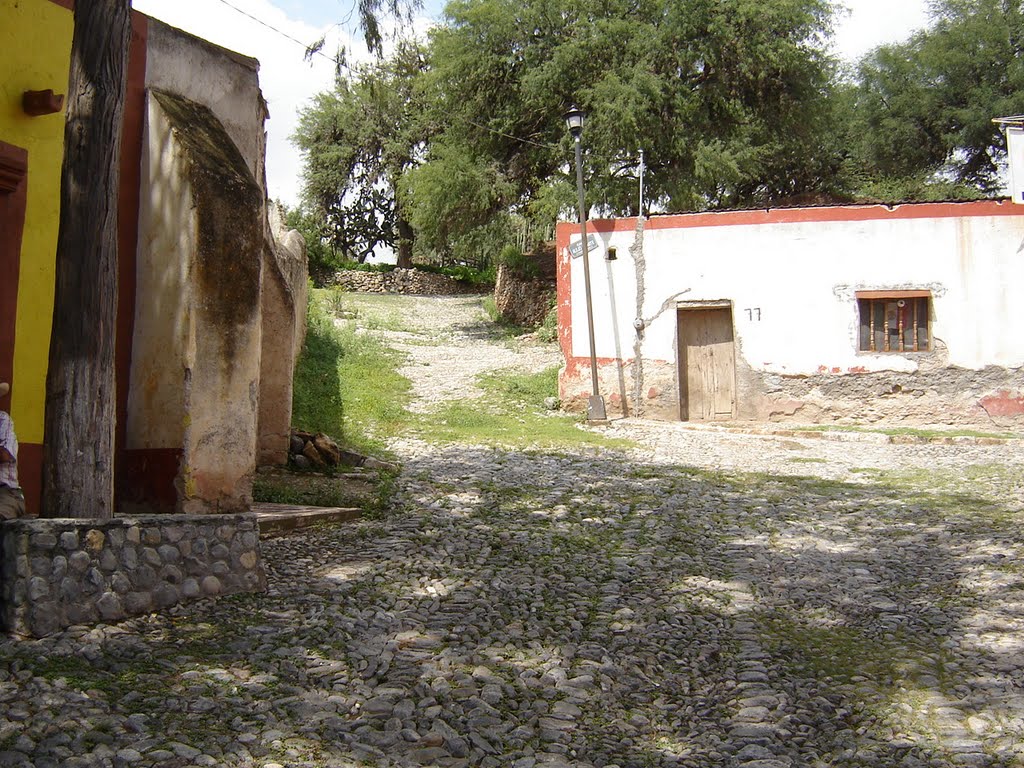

[150,89,261,360]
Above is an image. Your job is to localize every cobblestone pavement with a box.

[3,295,1024,768]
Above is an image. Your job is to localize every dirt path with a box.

[345,293,562,412]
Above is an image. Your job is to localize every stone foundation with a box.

[0,513,266,638]
[561,358,1024,428]
[329,268,482,295]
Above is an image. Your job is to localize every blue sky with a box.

[270,0,447,28]
[133,0,932,206]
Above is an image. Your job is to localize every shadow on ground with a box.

[3,445,1023,768]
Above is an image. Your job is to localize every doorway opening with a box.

[677,303,736,421]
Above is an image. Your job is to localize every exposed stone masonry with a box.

[330,268,480,295]
[493,263,554,327]
[0,514,266,638]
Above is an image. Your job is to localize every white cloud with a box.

[133,0,361,206]
[830,0,931,62]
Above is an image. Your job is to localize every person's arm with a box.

[0,447,13,463]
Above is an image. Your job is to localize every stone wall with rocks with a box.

[494,264,555,328]
[0,514,266,638]
[330,268,481,295]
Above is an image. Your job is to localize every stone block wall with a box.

[494,263,555,328]
[330,268,482,295]
[0,513,266,638]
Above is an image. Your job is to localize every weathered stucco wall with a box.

[126,95,194,456]
[124,17,282,513]
[557,202,1024,426]
[143,19,267,186]
[127,90,264,513]
[258,206,308,466]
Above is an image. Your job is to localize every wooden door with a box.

[0,142,29,394]
[678,307,736,421]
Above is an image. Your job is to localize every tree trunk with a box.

[396,216,414,269]
[42,0,132,519]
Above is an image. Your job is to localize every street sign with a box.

[568,234,598,259]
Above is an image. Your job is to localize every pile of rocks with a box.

[289,429,398,473]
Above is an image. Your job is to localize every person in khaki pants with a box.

[0,382,25,520]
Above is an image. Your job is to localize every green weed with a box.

[411,366,631,450]
[292,291,411,455]
[793,424,1021,441]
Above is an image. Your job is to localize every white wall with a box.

[144,18,268,188]
[126,96,194,451]
[564,204,1024,376]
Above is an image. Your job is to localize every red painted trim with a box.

[0,142,28,400]
[114,10,148,512]
[555,226,573,366]
[980,391,1024,418]
[562,355,625,378]
[556,199,1023,240]
[121,449,182,514]
[18,443,42,518]
[45,0,73,9]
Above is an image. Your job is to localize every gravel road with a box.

[3,293,1024,768]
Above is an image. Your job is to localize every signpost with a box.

[568,234,598,259]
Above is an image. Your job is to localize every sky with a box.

[131,0,934,207]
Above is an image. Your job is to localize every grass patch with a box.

[335,292,429,334]
[481,296,531,339]
[412,366,632,450]
[292,290,411,455]
[793,424,1021,441]
[788,457,827,464]
[294,293,624,454]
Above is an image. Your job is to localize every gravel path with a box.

[3,294,1024,768]
[348,295,561,413]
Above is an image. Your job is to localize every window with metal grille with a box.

[856,290,931,353]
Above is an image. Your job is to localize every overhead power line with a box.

[465,118,558,150]
[211,0,355,73]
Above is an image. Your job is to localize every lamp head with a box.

[565,105,584,138]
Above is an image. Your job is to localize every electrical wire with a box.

[211,0,355,73]
[210,0,563,153]
[465,118,559,150]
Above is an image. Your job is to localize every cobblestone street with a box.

[2,296,1023,768]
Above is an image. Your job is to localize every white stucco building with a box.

[556,200,1024,427]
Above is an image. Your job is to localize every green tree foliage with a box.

[411,0,839,233]
[293,42,428,267]
[847,0,1024,195]
[283,206,346,284]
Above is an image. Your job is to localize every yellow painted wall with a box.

[0,0,73,442]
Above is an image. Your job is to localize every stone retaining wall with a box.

[330,268,481,295]
[494,264,555,327]
[0,514,266,638]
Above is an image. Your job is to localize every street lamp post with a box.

[565,106,607,422]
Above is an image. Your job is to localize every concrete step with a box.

[252,502,361,537]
